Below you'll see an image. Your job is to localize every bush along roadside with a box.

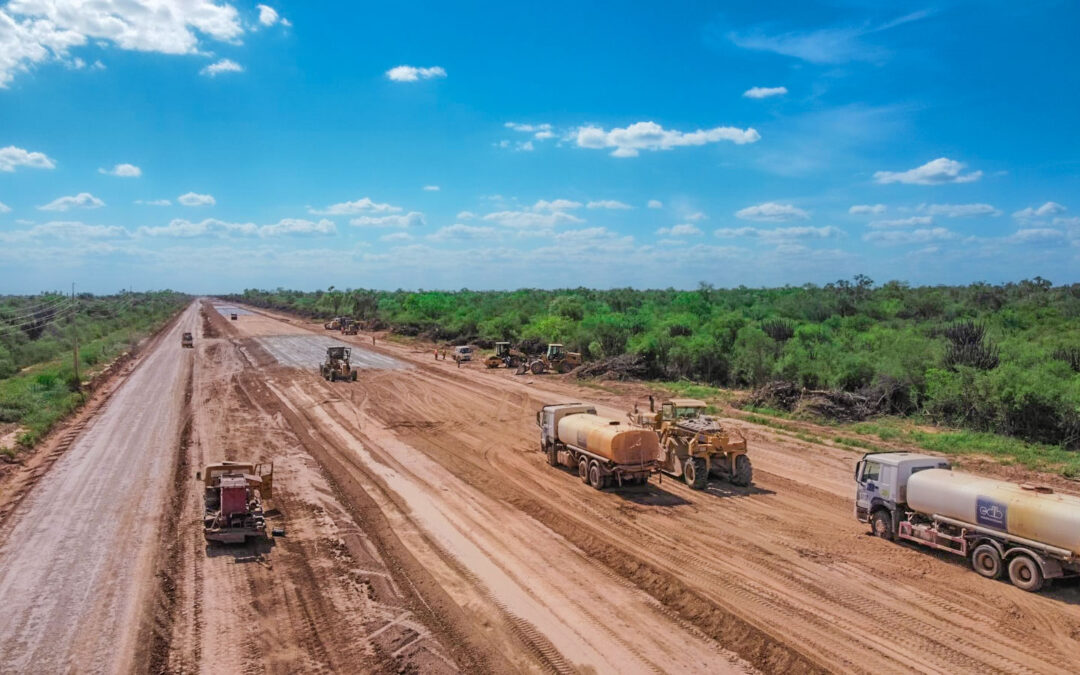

[0,291,189,454]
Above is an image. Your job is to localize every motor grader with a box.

[324,317,342,330]
[341,318,359,335]
[198,461,274,544]
[628,397,752,489]
[525,343,582,375]
[485,341,526,368]
[320,346,359,381]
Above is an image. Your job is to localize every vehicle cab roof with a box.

[863,451,942,466]
[667,398,707,407]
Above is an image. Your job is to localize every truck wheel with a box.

[351,370,358,381]
[684,457,708,490]
[1007,555,1044,592]
[870,510,894,541]
[731,455,753,486]
[588,461,604,490]
[531,360,545,375]
[579,459,589,483]
[971,544,1003,579]
[546,445,559,467]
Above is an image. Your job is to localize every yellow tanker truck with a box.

[537,403,660,489]
[856,451,1080,592]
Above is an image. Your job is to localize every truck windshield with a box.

[675,407,704,418]
[862,461,882,481]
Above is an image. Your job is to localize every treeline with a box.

[0,291,189,448]
[228,278,1080,448]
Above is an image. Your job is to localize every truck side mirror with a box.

[853,461,863,482]
[196,471,202,481]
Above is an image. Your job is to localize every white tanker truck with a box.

[855,451,1080,592]
[538,403,660,489]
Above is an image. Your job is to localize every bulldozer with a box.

[628,397,752,489]
[525,343,582,375]
[320,345,359,381]
[341,318,359,335]
[485,342,526,368]
[324,317,342,330]
[198,461,274,544]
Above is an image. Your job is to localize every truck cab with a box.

[453,345,473,361]
[854,452,950,531]
[537,403,596,449]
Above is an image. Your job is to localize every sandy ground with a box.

[0,302,199,674]
[2,298,1078,674]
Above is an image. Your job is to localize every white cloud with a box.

[849,204,886,215]
[1013,201,1066,223]
[0,0,245,87]
[482,210,585,229]
[422,185,440,191]
[258,218,336,236]
[715,225,844,241]
[309,197,400,215]
[349,212,425,228]
[135,199,171,206]
[38,192,104,211]
[533,199,582,211]
[200,59,243,77]
[919,203,1001,218]
[647,199,663,209]
[0,201,10,213]
[873,157,982,185]
[863,227,957,245]
[586,200,631,210]
[1006,228,1066,244]
[743,86,787,99]
[380,232,412,242]
[575,121,760,157]
[505,122,554,140]
[0,145,55,171]
[256,4,279,26]
[456,210,476,220]
[0,220,128,242]
[867,216,933,229]
[428,224,497,241]
[657,224,703,237]
[98,162,141,177]
[685,211,707,222]
[385,65,446,82]
[735,202,809,222]
[178,192,215,207]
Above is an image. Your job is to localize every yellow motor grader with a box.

[485,342,526,368]
[524,343,582,375]
[628,397,752,489]
[319,346,359,381]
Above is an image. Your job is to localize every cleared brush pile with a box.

[741,381,876,422]
[574,353,648,381]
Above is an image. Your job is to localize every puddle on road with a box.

[254,335,407,370]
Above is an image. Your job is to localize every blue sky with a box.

[0,1,1078,293]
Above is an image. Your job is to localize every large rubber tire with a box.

[971,544,1003,579]
[588,461,605,490]
[871,510,894,541]
[351,370,358,381]
[546,444,559,467]
[1008,555,1045,592]
[579,459,589,483]
[684,457,708,490]
[731,454,753,487]
[557,361,570,374]
[530,360,545,375]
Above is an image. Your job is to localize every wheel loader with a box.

[320,345,359,381]
[341,318,359,335]
[198,461,274,544]
[628,397,752,489]
[525,343,582,375]
[485,341,526,368]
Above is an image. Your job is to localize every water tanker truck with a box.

[538,403,660,489]
[855,452,1080,592]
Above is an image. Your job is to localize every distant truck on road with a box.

[538,403,660,489]
[181,332,194,348]
[855,452,1080,592]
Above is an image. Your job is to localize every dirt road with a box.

[3,298,1078,674]
[0,302,198,674]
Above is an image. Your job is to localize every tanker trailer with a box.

[854,451,1080,592]
[537,403,660,489]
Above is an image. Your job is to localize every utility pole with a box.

[71,282,79,391]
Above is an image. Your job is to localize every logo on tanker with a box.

[976,497,1008,530]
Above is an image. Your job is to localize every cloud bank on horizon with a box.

[0,1,1078,293]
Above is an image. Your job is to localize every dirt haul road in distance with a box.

[227,302,1080,674]
[0,302,199,674]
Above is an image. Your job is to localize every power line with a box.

[0,303,79,336]
[0,295,73,324]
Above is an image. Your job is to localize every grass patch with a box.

[654,381,738,404]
